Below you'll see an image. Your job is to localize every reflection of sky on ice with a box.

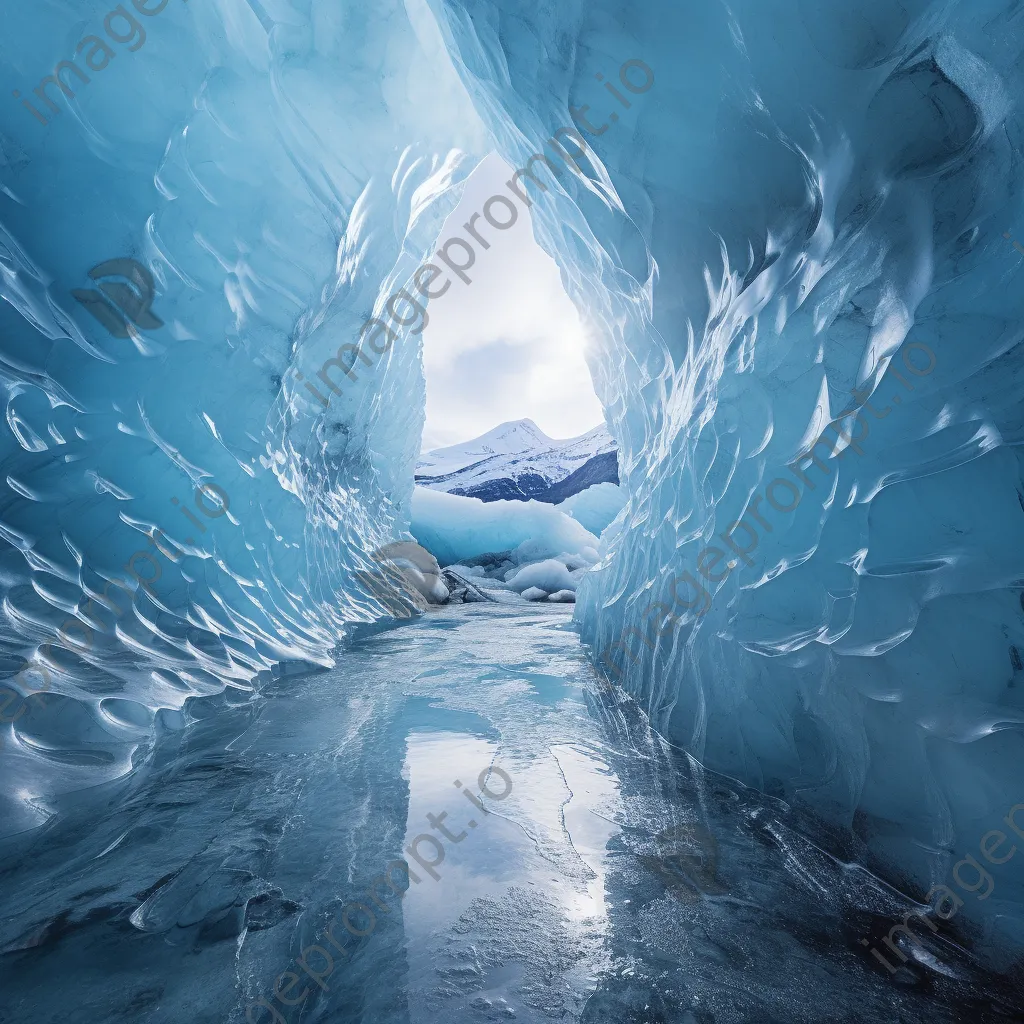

[419,153,604,451]
[401,730,510,943]
[400,659,622,1022]
[0,604,1009,1022]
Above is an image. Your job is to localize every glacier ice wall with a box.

[6,0,1024,971]
[0,0,489,834]
[431,0,1024,961]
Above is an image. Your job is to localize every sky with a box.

[419,153,605,452]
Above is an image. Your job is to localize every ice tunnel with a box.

[2,0,1024,1020]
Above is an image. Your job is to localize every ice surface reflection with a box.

[0,605,1019,1022]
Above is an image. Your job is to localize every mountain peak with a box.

[416,420,617,503]
[483,418,550,443]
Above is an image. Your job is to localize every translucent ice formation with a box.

[557,482,626,537]
[0,0,488,832]
[4,0,1024,976]
[410,486,598,568]
[430,0,1024,960]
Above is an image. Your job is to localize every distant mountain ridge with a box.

[416,419,618,503]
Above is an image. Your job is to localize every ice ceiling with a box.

[1,0,1023,963]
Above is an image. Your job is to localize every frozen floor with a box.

[0,604,1020,1023]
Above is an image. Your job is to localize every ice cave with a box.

[1,0,1024,1021]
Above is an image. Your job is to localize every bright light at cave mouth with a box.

[420,153,605,453]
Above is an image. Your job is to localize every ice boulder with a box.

[513,539,599,567]
[371,542,449,607]
[521,587,549,602]
[558,482,627,537]
[411,487,599,567]
[447,563,486,578]
[547,590,576,603]
[507,559,577,595]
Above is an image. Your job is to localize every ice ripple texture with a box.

[0,0,489,834]
[1,0,1024,972]
[438,0,1024,963]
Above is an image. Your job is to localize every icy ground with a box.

[0,606,1017,1023]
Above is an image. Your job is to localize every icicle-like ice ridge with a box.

[433,0,1024,963]
[5,0,1024,972]
[0,0,486,833]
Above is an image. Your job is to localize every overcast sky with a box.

[419,153,605,452]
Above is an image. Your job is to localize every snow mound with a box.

[506,559,577,595]
[410,487,599,568]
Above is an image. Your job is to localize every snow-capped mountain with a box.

[416,419,618,503]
